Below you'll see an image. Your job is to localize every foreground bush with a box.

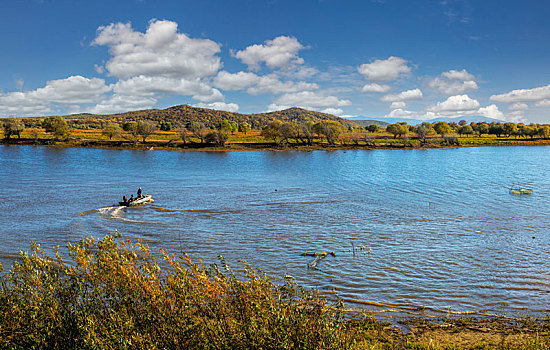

[0,235,393,349]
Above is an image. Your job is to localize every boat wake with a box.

[77,205,123,216]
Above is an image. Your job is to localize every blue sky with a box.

[1,0,550,123]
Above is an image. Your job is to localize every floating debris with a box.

[303,251,335,269]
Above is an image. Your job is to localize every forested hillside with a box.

[64,105,356,129]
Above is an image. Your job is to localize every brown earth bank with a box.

[3,136,550,152]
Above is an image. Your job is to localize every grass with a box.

[1,234,549,349]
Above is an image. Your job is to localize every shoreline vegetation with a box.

[1,234,549,349]
[1,105,550,151]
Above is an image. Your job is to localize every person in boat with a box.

[129,194,134,202]
[137,187,142,198]
[122,195,127,204]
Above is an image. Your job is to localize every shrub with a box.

[0,235,389,348]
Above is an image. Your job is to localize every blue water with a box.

[0,144,549,317]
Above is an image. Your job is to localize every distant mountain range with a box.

[344,115,503,126]
[67,105,357,129]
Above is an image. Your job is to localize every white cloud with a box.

[233,36,306,71]
[113,75,223,102]
[93,19,222,80]
[441,69,475,81]
[390,101,406,109]
[429,69,478,95]
[88,95,157,115]
[509,102,528,110]
[94,64,104,74]
[0,76,111,116]
[31,76,111,104]
[506,111,526,123]
[381,88,423,102]
[321,108,344,115]
[536,99,550,107]
[195,102,239,112]
[248,75,318,95]
[429,94,480,112]
[212,71,319,95]
[387,108,415,118]
[15,79,24,90]
[358,56,411,81]
[478,104,504,120]
[361,83,391,93]
[273,91,351,110]
[490,84,550,103]
[213,71,260,91]
[0,91,52,116]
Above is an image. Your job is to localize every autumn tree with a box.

[42,116,69,139]
[261,119,283,144]
[159,122,172,131]
[279,122,298,144]
[299,121,315,146]
[102,122,121,140]
[386,123,408,138]
[457,125,474,137]
[365,124,381,133]
[488,122,505,137]
[539,125,550,139]
[205,128,229,146]
[434,121,452,137]
[313,120,342,145]
[415,123,434,143]
[238,122,251,135]
[189,122,209,143]
[503,122,518,137]
[136,120,157,142]
[476,123,489,136]
[3,119,25,139]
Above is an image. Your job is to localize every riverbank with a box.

[3,134,550,152]
[1,234,548,349]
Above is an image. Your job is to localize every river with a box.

[0,144,549,317]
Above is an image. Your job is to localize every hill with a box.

[349,119,389,127]
[68,105,357,129]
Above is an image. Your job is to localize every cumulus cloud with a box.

[358,56,411,82]
[361,83,391,93]
[429,94,480,112]
[0,92,52,116]
[429,69,478,95]
[233,36,306,71]
[490,84,550,103]
[478,104,504,120]
[195,102,239,112]
[381,88,423,102]
[93,19,222,80]
[0,76,111,116]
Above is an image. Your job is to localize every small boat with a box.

[509,186,532,195]
[119,194,154,207]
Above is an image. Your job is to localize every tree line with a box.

[2,116,550,146]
